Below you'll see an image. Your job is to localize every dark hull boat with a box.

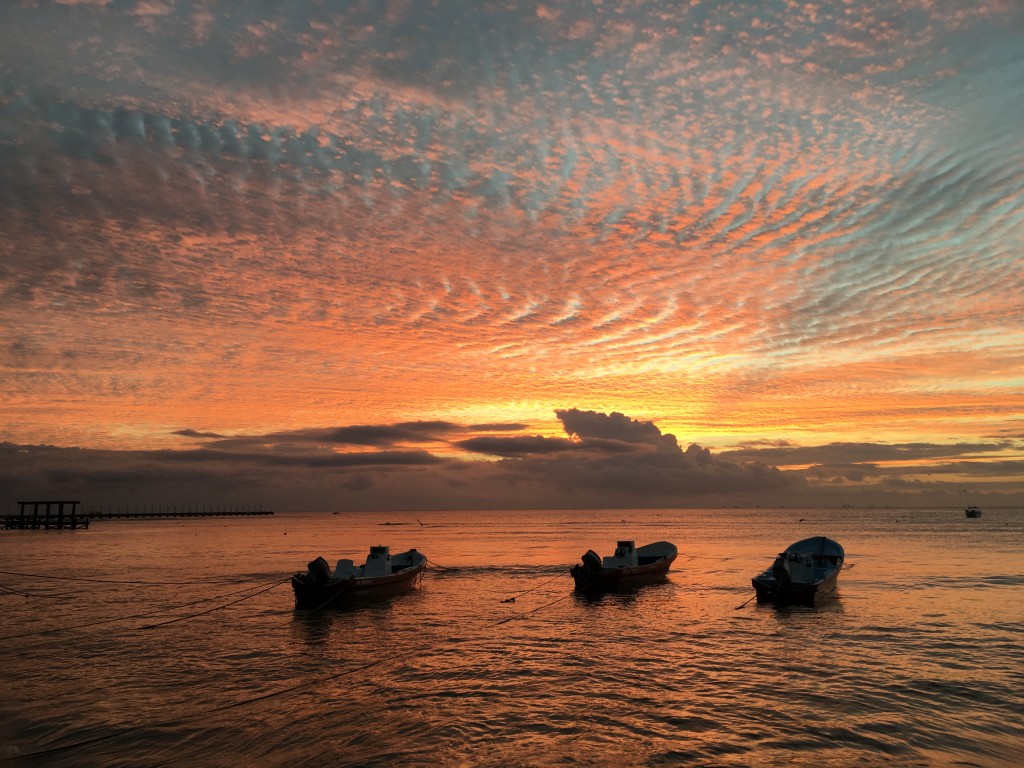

[752,536,844,605]
[570,540,677,592]
[965,506,982,518]
[292,546,426,609]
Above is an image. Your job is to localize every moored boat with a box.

[570,540,677,592]
[751,535,844,605]
[291,545,426,609]
[964,505,982,518]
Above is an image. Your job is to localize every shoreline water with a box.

[2,507,1022,766]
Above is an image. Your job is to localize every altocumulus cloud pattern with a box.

[1,1,1023,510]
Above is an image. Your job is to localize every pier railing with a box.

[86,506,273,519]
[3,501,273,530]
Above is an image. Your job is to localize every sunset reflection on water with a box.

[1,507,1021,766]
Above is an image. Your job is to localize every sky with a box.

[1,0,1023,512]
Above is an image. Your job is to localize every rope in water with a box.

[734,594,757,610]
[499,572,564,603]
[425,557,458,571]
[141,579,290,629]
[9,653,404,762]
[0,578,290,642]
[0,568,234,586]
[496,591,575,625]
[0,582,67,599]
[5,557,690,763]
[6,552,687,759]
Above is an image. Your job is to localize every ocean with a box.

[1,507,1021,767]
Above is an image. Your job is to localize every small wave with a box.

[975,621,1024,635]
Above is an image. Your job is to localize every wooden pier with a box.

[87,506,273,519]
[4,500,88,530]
[3,501,273,529]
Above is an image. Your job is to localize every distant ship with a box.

[964,505,982,518]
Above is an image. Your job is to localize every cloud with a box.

[503,443,793,499]
[173,428,226,438]
[184,421,510,451]
[315,425,448,447]
[556,408,681,450]
[1,1,1022,492]
[718,440,1017,466]
[160,447,446,468]
[803,463,881,483]
[0,411,796,510]
[457,435,576,457]
[468,422,528,432]
[460,410,794,497]
[3,405,1023,511]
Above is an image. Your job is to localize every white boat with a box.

[291,545,426,609]
[570,540,678,592]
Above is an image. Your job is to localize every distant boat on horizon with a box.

[965,505,982,518]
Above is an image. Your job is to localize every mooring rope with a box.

[4,551,686,761]
[734,594,757,610]
[140,579,290,629]
[9,565,579,762]
[496,591,575,625]
[499,572,564,603]
[425,558,458,571]
[0,583,67,599]
[8,652,405,762]
[0,578,290,642]
[0,568,233,586]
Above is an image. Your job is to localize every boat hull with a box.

[292,558,426,610]
[751,567,840,605]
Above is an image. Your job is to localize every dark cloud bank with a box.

[2,410,1018,512]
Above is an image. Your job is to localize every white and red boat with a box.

[570,540,678,592]
[291,545,426,609]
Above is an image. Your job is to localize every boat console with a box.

[332,558,357,579]
[602,540,639,568]
[363,545,392,577]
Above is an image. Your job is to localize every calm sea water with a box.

[1,507,1022,767]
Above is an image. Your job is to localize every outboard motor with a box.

[306,556,331,586]
[581,550,603,574]
[771,553,791,594]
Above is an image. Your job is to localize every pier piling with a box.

[4,500,87,530]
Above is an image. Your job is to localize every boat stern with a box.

[570,549,604,590]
